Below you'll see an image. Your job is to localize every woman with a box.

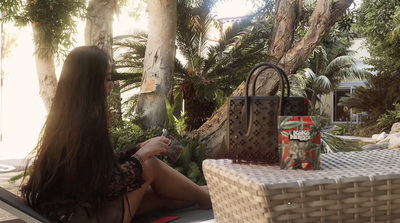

[21,46,211,223]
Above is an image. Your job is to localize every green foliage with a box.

[339,73,400,121]
[107,83,124,128]
[109,120,144,151]
[328,121,382,138]
[162,135,207,185]
[291,16,370,124]
[111,31,148,117]
[296,40,370,109]
[377,103,400,133]
[119,0,146,20]
[329,122,358,136]
[15,0,86,60]
[110,120,165,152]
[8,172,25,183]
[162,102,207,185]
[109,95,206,185]
[357,0,400,71]
[214,89,228,111]
[389,6,400,40]
[164,94,186,136]
[0,0,23,21]
[113,31,147,81]
[338,71,400,137]
[349,2,400,136]
[308,107,331,127]
[321,132,363,153]
[174,0,272,130]
[353,123,382,137]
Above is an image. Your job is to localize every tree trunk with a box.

[31,23,57,113]
[190,0,354,158]
[85,0,117,56]
[85,0,123,124]
[135,0,177,129]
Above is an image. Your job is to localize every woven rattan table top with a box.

[203,149,400,191]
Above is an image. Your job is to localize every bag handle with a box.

[244,62,290,130]
[251,65,290,97]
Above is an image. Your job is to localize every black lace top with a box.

[40,145,146,222]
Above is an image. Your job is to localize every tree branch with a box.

[269,0,301,62]
[279,0,354,74]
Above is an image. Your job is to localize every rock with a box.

[389,135,400,149]
[377,137,390,144]
[378,133,400,143]
[390,122,400,134]
[372,132,387,143]
[362,142,389,150]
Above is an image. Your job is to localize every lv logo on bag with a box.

[226,62,308,164]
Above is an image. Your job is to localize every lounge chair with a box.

[0,186,50,223]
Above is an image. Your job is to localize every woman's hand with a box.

[134,136,169,161]
[137,138,151,148]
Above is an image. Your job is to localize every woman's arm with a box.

[114,138,155,162]
[133,137,169,162]
[107,137,169,196]
[114,144,140,162]
[107,157,146,196]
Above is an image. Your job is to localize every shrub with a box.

[376,103,400,133]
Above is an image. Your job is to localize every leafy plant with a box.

[164,95,186,136]
[15,0,86,60]
[376,103,400,133]
[109,120,144,151]
[329,122,357,136]
[321,132,363,153]
[157,99,207,185]
[357,0,400,72]
[166,135,207,185]
[111,31,147,118]
[296,44,370,109]
[109,95,207,185]
[174,0,271,131]
[339,73,400,122]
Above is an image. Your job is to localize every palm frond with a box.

[301,68,317,80]
[334,67,371,80]
[321,132,363,153]
[315,75,333,92]
[324,55,354,72]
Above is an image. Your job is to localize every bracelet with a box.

[132,154,144,165]
[131,154,147,180]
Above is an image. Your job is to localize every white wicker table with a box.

[203,149,400,223]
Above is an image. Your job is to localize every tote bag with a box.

[226,62,308,164]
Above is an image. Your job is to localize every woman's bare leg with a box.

[123,156,211,222]
[144,156,211,209]
[122,180,151,223]
[134,187,196,217]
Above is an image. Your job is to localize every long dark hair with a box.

[22,46,116,214]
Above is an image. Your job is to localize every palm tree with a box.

[174,0,271,131]
[339,73,400,122]
[290,37,372,153]
[111,31,147,117]
[296,44,371,110]
[110,0,271,131]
